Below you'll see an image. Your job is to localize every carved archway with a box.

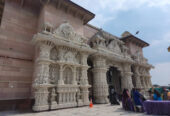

[50,47,58,61]
[106,62,125,93]
[87,57,94,100]
[106,66,122,97]
[63,66,73,84]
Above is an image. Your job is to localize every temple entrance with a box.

[87,58,94,101]
[106,67,122,102]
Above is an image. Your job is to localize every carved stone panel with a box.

[53,23,88,45]
[63,67,73,84]
[50,47,58,61]
[49,64,59,84]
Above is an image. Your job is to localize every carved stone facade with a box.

[0,0,153,111]
[32,23,93,111]
[32,22,153,111]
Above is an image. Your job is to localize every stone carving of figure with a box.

[64,51,75,62]
[49,65,59,84]
[135,50,141,61]
[91,35,106,48]
[39,45,50,59]
[50,48,58,61]
[63,67,72,84]
[53,23,74,39]
[107,40,114,50]
[75,53,80,64]
[50,88,57,104]
[97,35,106,47]
[35,64,49,84]
[113,41,121,53]
[53,23,88,45]
[107,40,121,53]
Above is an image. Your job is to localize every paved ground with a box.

[0,104,157,116]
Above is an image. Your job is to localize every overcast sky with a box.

[72,0,170,85]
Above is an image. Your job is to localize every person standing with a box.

[162,87,168,100]
[168,90,170,100]
[153,89,162,101]
[122,89,134,111]
[110,87,120,105]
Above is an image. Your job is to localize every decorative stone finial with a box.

[121,31,132,37]
[42,22,53,34]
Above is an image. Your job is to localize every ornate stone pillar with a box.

[144,76,149,89]
[38,43,52,61]
[33,42,53,111]
[146,69,152,88]
[80,53,90,105]
[148,75,152,87]
[80,67,89,85]
[80,53,89,85]
[121,63,133,91]
[58,48,64,61]
[143,76,147,88]
[72,67,77,85]
[144,76,148,89]
[33,87,49,111]
[140,76,143,88]
[146,75,152,88]
[133,66,142,89]
[141,76,146,89]
[92,56,109,104]
[58,64,64,85]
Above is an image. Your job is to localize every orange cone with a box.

[89,99,93,108]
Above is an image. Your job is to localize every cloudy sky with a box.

[72,0,170,85]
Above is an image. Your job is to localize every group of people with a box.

[109,87,145,112]
[121,87,170,113]
[122,88,145,112]
[149,87,170,100]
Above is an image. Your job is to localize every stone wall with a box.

[0,0,93,102]
[38,3,85,35]
[0,1,38,101]
[83,24,99,39]
[125,42,143,56]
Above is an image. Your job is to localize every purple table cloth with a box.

[143,100,170,115]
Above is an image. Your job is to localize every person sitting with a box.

[122,89,134,111]
[148,87,154,100]
[131,88,145,112]
[153,89,162,101]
